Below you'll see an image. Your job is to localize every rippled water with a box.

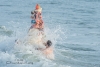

[0,0,100,67]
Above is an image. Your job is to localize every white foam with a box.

[0,22,69,67]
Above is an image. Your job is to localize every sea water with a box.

[0,0,100,67]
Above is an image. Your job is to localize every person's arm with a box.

[39,13,44,28]
[35,13,39,22]
[39,13,44,23]
[36,47,46,51]
[31,14,36,20]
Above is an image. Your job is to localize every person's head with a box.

[35,4,42,13]
[45,40,52,48]
[31,11,34,14]
[31,10,37,14]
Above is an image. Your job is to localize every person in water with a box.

[37,40,54,59]
[30,4,44,30]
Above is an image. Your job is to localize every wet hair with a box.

[46,40,52,47]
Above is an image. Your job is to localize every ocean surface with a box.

[0,0,100,67]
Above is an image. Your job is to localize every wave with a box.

[0,23,69,67]
[0,26,13,36]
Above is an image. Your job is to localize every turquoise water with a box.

[0,0,100,67]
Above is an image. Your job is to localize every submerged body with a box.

[42,46,54,59]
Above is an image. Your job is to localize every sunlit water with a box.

[0,0,100,67]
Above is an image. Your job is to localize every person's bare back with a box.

[42,46,54,59]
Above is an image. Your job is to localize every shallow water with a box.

[0,0,100,67]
